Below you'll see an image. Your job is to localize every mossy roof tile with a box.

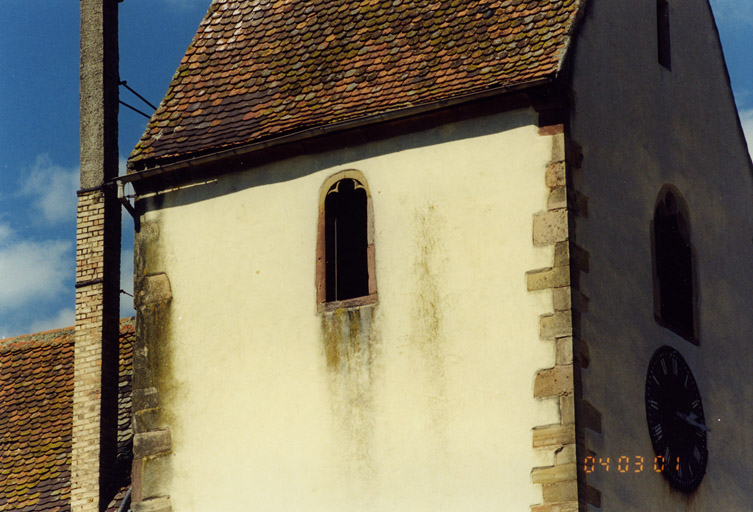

[128,0,581,170]
[0,320,134,511]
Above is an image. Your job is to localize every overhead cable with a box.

[119,100,151,119]
[119,80,158,111]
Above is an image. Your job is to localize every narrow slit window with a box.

[324,178,369,302]
[657,0,671,70]
[652,188,695,342]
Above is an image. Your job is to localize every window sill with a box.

[318,293,378,313]
[654,314,699,345]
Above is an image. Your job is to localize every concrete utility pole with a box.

[73,0,122,511]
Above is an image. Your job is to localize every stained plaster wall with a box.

[568,0,753,508]
[136,108,560,511]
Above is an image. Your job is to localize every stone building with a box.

[116,0,753,510]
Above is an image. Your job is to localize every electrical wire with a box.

[118,80,157,120]
[119,100,151,119]
[119,80,158,111]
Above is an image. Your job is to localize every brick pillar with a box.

[73,1,121,511]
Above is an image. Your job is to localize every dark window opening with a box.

[653,190,694,341]
[657,0,671,70]
[324,178,368,302]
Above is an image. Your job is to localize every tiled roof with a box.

[129,0,582,169]
[0,320,134,511]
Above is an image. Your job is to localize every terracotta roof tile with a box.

[129,0,582,169]
[0,320,134,511]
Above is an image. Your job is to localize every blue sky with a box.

[0,0,209,337]
[0,0,751,338]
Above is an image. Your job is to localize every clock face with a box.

[645,345,707,492]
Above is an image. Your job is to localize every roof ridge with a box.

[0,317,136,345]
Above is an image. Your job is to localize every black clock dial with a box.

[645,345,707,493]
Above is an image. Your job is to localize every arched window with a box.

[316,170,376,310]
[652,186,696,342]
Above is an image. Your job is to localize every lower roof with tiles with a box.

[0,319,134,512]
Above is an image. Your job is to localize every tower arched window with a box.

[652,186,696,342]
[316,170,377,311]
[657,0,671,70]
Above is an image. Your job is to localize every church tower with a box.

[121,1,753,510]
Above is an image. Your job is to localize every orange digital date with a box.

[583,455,680,473]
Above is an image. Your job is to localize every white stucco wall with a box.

[138,108,561,510]
[569,0,753,508]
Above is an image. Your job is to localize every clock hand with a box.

[675,411,710,432]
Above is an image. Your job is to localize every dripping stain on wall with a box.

[316,202,450,501]
[320,304,379,493]
[410,203,450,456]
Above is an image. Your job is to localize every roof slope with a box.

[129,0,582,169]
[0,320,134,512]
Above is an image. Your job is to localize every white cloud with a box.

[121,248,136,318]
[0,223,12,244]
[19,154,79,225]
[0,239,73,309]
[28,308,75,333]
[119,156,129,176]
[740,108,753,155]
